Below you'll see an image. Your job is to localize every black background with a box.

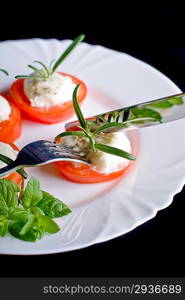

[0,4,185,277]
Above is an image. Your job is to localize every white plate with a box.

[0,38,184,255]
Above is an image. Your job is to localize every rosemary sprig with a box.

[55,86,141,161]
[15,34,85,80]
[52,34,85,73]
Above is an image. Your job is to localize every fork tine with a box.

[0,140,90,178]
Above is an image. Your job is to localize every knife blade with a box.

[65,92,185,132]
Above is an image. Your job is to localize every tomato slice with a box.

[0,142,23,186]
[9,72,87,124]
[55,127,136,184]
[0,94,22,143]
[55,161,132,183]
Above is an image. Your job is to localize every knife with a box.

[65,92,185,132]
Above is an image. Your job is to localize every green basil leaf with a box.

[19,215,36,235]
[9,219,45,242]
[95,143,136,161]
[0,179,19,209]
[31,206,45,217]
[0,207,9,216]
[37,216,60,234]
[36,191,72,218]
[22,177,43,208]
[0,215,8,236]
[10,207,33,222]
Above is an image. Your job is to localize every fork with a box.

[0,140,90,178]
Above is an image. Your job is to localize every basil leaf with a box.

[19,215,36,235]
[131,107,162,122]
[0,179,19,209]
[37,216,60,234]
[36,191,72,218]
[95,143,136,161]
[31,206,45,217]
[9,217,45,242]
[22,177,43,208]
[0,215,8,236]
[0,207,9,216]
[10,208,33,222]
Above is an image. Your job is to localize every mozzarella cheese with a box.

[61,132,132,174]
[0,142,18,169]
[0,95,11,122]
[24,72,76,108]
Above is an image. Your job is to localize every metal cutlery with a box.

[65,92,185,132]
[1,92,185,178]
[0,140,90,177]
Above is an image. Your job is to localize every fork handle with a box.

[0,162,18,177]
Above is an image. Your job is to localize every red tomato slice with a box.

[1,142,23,186]
[0,94,22,143]
[9,72,87,124]
[55,127,136,184]
[55,161,132,183]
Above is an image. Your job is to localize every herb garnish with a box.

[55,88,184,161]
[55,85,155,161]
[0,69,9,76]
[15,34,85,80]
[0,177,71,242]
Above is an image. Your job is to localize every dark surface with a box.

[0,5,185,277]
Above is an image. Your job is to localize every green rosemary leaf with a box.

[49,59,56,70]
[93,122,127,135]
[28,65,45,77]
[0,69,9,76]
[93,118,157,135]
[73,85,87,129]
[95,143,136,160]
[55,131,86,140]
[34,61,50,76]
[52,34,85,73]
[0,154,28,179]
[15,75,41,79]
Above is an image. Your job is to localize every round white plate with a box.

[0,38,184,255]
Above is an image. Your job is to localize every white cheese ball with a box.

[24,72,76,108]
[0,142,18,169]
[61,132,132,174]
[0,95,11,122]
